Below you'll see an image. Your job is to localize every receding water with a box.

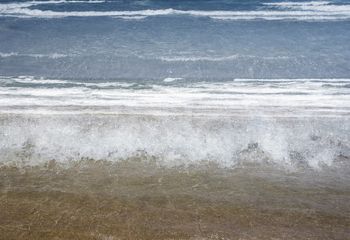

[1,159,350,240]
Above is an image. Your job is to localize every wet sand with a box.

[1,159,350,240]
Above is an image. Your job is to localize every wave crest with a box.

[0,114,349,170]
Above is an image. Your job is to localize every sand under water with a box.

[1,156,350,239]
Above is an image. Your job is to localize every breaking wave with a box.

[1,0,350,21]
[0,114,349,170]
[0,76,350,116]
[0,76,349,170]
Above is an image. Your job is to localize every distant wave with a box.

[0,51,293,62]
[0,52,68,59]
[265,1,350,11]
[0,75,135,88]
[157,54,291,62]
[265,1,330,6]
[163,77,183,82]
[159,55,242,62]
[0,76,349,117]
[1,0,350,21]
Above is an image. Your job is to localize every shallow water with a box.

[1,159,350,240]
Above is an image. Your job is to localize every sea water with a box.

[0,1,350,239]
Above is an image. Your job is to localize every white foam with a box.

[264,1,331,7]
[158,54,291,62]
[0,52,17,57]
[265,1,350,12]
[0,52,68,59]
[212,15,350,21]
[0,1,104,12]
[112,16,147,20]
[163,77,183,82]
[0,76,349,117]
[0,111,348,169]
[0,76,137,88]
[160,55,241,62]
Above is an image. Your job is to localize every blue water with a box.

[0,0,350,81]
[0,1,349,169]
[2,5,350,238]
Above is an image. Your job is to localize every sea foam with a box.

[0,114,348,170]
[0,76,349,117]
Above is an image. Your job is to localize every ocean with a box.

[0,0,350,239]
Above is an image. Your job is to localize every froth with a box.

[0,114,349,170]
[0,52,68,59]
[0,76,349,117]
